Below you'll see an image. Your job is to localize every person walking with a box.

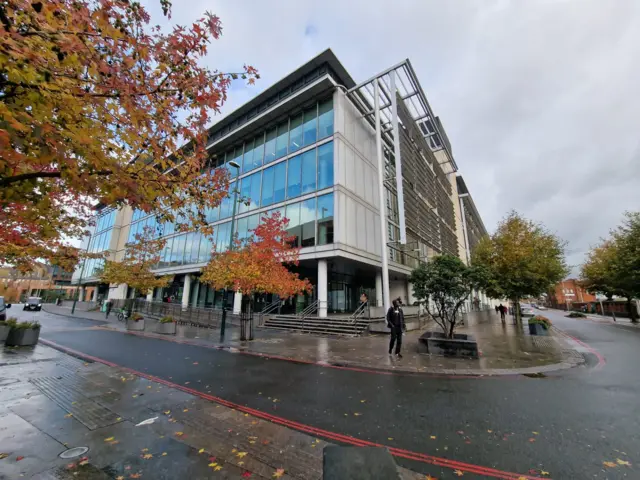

[105,299,113,319]
[495,305,499,314]
[498,303,506,323]
[387,299,406,358]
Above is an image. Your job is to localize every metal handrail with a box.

[297,300,319,319]
[350,301,369,324]
[258,299,281,326]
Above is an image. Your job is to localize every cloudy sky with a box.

[145,0,640,274]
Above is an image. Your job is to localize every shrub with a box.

[130,312,144,321]
[566,311,586,318]
[6,319,41,330]
[528,315,552,330]
[159,316,175,324]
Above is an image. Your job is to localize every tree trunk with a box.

[627,298,638,323]
[514,297,521,325]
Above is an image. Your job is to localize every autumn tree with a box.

[200,213,312,310]
[0,0,258,272]
[472,211,568,322]
[581,212,640,322]
[409,255,488,338]
[99,226,170,299]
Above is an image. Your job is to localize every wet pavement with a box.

[44,305,582,375]
[3,307,639,479]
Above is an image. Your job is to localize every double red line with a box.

[40,338,545,479]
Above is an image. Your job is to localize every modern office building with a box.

[72,49,489,316]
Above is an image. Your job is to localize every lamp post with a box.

[220,160,241,340]
[71,258,87,315]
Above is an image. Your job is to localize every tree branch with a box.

[0,169,112,187]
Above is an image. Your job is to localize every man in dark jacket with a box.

[387,299,406,358]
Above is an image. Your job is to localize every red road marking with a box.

[40,338,545,479]
[553,329,606,370]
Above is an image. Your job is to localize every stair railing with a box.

[258,299,281,326]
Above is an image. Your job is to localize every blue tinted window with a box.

[198,235,213,263]
[285,202,301,247]
[183,232,195,265]
[301,198,316,247]
[171,235,185,266]
[219,181,236,219]
[249,171,261,211]
[261,164,275,206]
[287,154,302,199]
[318,98,333,139]
[242,139,254,173]
[215,222,230,252]
[301,149,316,194]
[128,222,138,243]
[264,127,277,164]
[317,193,334,245]
[239,175,252,214]
[232,146,243,170]
[302,107,317,146]
[205,204,219,224]
[247,214,260,242]
[289,114,303,153]
[275,121,288,160]
[161,237,173,267]
[252,134,264,170]
[163,220,174,236]
[318,141,334,190]
[273,161,286,203]
[236,217,248,243]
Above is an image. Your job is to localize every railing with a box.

[297,300,319,319]
[258,299,281,326]
[110,299,224,329]
[350,301,370,324]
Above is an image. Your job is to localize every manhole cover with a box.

[59,447,89,459]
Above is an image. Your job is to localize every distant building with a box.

[548,279,595,308]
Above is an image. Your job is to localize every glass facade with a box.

[80,209,116,278]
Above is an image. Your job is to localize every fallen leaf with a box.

[232,449,237,453]
[454,470,464,477]
[129,474,142,479]
[147,386,152,389]
[198,449,205,454]
[208,462,218,467]
[603,461,617,468]
[142,454,153,460]
[354,413,361,416]
[175,432,184,437]
[487,430,493,433]
[239,461,245,466]
[273,468,285,478]
[528,438,536,443]
[532,431,539,435]
[0,453,8,460]
[214,465,222,471]
[360,400,366,403]
[116,477,125,480]
[116,417,122,422]
[163,411,171,415]
[132,395,138,398]
[616,459,631,466]
[237,452,248,458]
[65,413,73,418]
[78,457,89,466]
[540,471,550,476]
[71,401,77,405]
[16,456,25,461]
[242,472,252,478]
[430,436,436,440]
[193,362,199,365]
[161,452,167,456]
[183,409,189,413]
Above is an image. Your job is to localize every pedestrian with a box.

[495,305,499,314]
[498,303,506,322]
[387,299,406,358]
[105,299,112,319]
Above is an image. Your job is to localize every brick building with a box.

[548,279,595,308]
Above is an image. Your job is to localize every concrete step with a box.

[268,316,369,327]
[263,318,368,336]
[263,324,364,336]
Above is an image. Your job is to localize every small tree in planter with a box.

[126,312,145,331]
[5,319,41,346]
[410,255,487,339]
[528,315,552,335]
[0,319,12,343]
[156,316,177,335]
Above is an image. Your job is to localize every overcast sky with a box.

[145,0,640,275]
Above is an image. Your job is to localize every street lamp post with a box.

[71,258,87,315]
[220,160,240,340]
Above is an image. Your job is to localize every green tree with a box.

[472,211,568,322]
[409,254,487,338]
[580,240,621,301]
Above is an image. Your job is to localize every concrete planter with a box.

[418,331,479,358]
[156,322,176,335]
[528,323,549,336]
[0,323,12,342]
[126,319,145,331]
[5,327,41,346]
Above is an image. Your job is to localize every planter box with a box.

[126,319,145,331]
[5,328,40,346]
[528,323,549,336]
[418,331,479,358]
[0,323,12,342]
[156,322,176,335]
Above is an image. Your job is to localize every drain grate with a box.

[59,446,89,459]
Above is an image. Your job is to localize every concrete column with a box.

[318,260,328,318]
[181,274,192,311]
[407,282,416,306]
[79,287,85,302]
[191,280,201,308]
[92,287,98,302]
[146,290,153,302]
[155,287,163,301]
[233,291,242,315]
[375,272,383,307]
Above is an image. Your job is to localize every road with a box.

[9,306,640,479]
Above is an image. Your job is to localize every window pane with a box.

[215,222,230,252]
[302,107,317,146]
[285,202,301,248]
[264,127,277,164]
[247,214,260,242]
[317,141,334,190]
[232,146,243,170]
[192,232,202,264]
[242,139,254,173]
[317,193,334,245]
[163,220,174,236]
[275,121,288,160]
[236,217,248,244]
[198,235,213,263]
[239,175,252,214]
[219,181,236,219]
[318,98,334,139]
[183,232,195,265]
[128,222,138,243]
[161,237,173,267]
[273,162,286,203]
[249,171,261,210]
[301,198,316,247]
[206,203,219,223]
[289,114,303,153]
[253,134,264,170]
[171,234,186,265]
[301,149,316,194]
[287,154,302,199]
[261,164,275,206]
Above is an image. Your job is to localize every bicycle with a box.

[116,308,129,322]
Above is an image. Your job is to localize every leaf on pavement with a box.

[273,468,285,478]
[161,452,167,456]
[603,461,617,468]
[540,471,550,476]
[163,411,171,415]
[242,472,252,478]
[487,430,493,433]
[198,448,205,454]
[532,431,539,435]
[142,454,153,460]
[616,459,631,466]
[354,413,361,416]
[16,456,24,461]
[237,452,248,458]
[528,438,536,443]
[214,465,223,471]
[129,474,142,479]
[430,436,436,440]
[64,413,73,418]
[175,432,184,437]
[116,476,125,480]
[193,362,199,365]
[208,462,218,467]
[0,453,9,459]
[183,409,189,412]
[78,457,89,466]
[453,470,464,476]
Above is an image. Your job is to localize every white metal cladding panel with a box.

[366,208,376,254]
[356,202,367,251]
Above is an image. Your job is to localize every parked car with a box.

[521,306,536,317]
[23,297,42,312]
[0,296,12,321]
[537,305,548,311]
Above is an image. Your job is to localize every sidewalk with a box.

[0,343,423,480]
[53,305,586,375]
